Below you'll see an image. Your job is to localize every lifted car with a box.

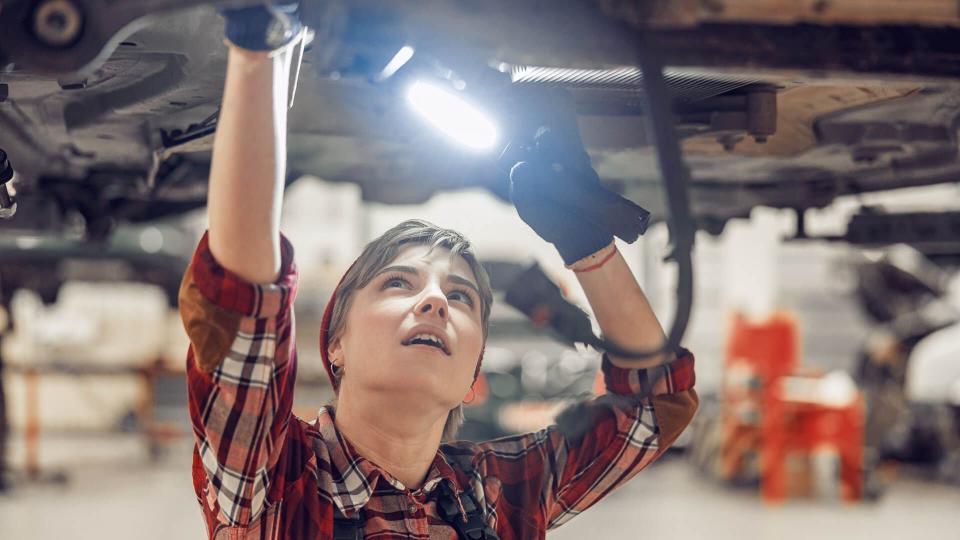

[0,0,959,259]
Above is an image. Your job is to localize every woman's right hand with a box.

[221,2,304,52]
[207,5,303,284]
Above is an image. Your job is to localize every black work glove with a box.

[505,87,649,265]
[509,128,613,265]
[221,2,303,51]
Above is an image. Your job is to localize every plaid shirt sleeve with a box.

[180,231,298,529]
[475,349,697,533]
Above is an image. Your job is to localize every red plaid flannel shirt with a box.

[181,232,698,539]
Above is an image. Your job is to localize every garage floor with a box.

[1,435,958,539]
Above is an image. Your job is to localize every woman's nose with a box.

[415,286,448,320]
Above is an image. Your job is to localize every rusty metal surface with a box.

[683,85,919,157]
[595,0,960,28]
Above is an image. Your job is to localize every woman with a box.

[181,4,698,539]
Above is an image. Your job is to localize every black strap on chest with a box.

[331,506,364,540]
[330,478,499,540]
[436,479,500,540]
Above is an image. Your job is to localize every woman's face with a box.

[330,244,484,412]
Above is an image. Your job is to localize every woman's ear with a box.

[328,337,344,368]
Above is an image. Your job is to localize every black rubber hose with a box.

[584,40,696,360]
[504,43,696,363]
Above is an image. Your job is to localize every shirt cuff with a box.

[189,230,298,318]
[601,348,696,397]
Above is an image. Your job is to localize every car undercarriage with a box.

[0,0,959,260]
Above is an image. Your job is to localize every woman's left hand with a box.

[509,134,613,265]
[505,88,647,265]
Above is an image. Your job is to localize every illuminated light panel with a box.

[406,80,498,150]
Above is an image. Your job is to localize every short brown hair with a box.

[325,219,493,441]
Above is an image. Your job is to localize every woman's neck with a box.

[332,391,447,490]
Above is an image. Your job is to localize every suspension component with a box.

[32,0,85,48]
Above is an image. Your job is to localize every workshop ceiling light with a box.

[406,80,498,150]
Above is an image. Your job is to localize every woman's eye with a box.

[383,276,409,289]
[449,289,474,306]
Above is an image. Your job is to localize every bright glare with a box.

[139,226,164,253]
[407,81,498,150]
[379,46,415,81]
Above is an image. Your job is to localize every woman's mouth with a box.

[402,333,450,355]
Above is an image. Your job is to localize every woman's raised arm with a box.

[206,45,292,284]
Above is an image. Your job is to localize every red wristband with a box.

[567,242,618,273]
